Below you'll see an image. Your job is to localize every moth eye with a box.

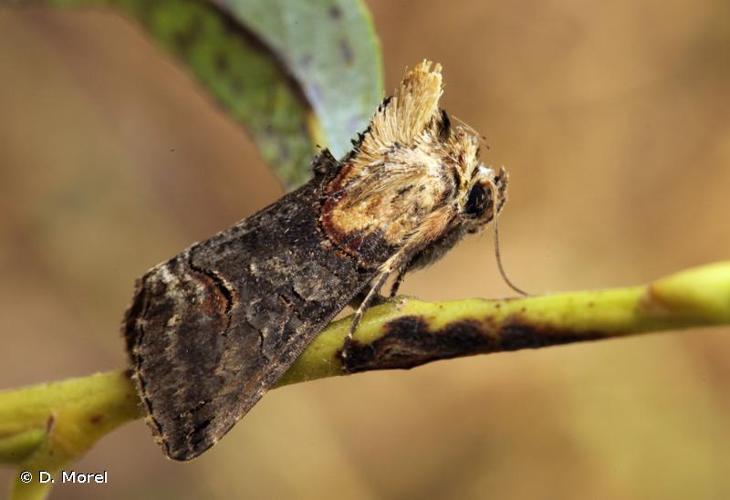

[464,182,492,218]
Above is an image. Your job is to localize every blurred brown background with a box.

[1,0,730,498]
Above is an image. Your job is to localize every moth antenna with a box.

[451,114,490,149]
[450,114,477,135]
[493,213,529,296]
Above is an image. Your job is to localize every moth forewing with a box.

[124,60,508,460]
[125,164,380,461]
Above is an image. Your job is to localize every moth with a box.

[124,60,509,461]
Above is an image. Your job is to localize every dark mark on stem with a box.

[340,315,610,373]
[46,414,55,434]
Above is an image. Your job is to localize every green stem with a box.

[2,261,729,499]
[1,371,140,499]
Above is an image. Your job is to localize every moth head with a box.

[329,60,509,257]
[360,60,508,235]
[358,60,509,226]
[460,164,508,234]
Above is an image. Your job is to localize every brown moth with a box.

[124,60,508,461]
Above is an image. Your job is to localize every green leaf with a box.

[26,0,384,189]
[211,0,384,159]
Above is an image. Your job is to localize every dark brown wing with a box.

[124,163,378,461]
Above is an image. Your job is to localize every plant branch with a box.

[1,371,140,500]
[2,261,730,499]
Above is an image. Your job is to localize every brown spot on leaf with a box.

[329,5,343,19]
[214,52,229,73]
[339,39,354,65]
[89,414,104,425]
[172,16,203,56]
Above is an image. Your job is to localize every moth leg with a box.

[341,270,390,362]
[342,207,452,363]
[348,285,388,310]
[389,265,408,298]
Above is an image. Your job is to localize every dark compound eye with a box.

[464,182,492,218]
